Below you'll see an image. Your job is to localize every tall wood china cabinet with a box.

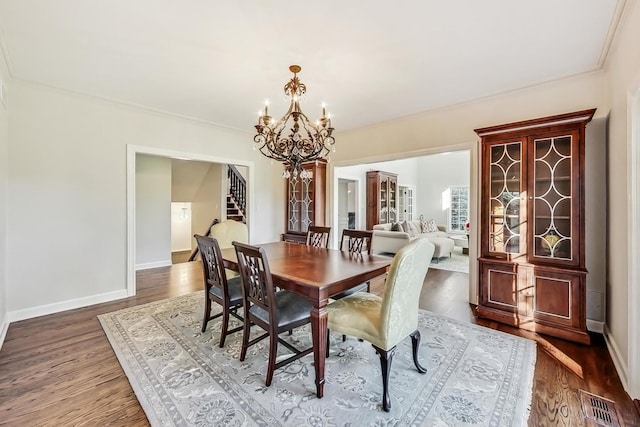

[366,171,398,230]
[282,161,327,243]
[474,109,596,344]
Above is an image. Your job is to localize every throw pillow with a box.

[390,222,402,232]
[425,219,440,233]
[401,220,415,237]
[409,221,421,236]
[419,216,428,233]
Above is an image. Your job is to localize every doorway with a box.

[337,179,357,239]
[126,145,253,297]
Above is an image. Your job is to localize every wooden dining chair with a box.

[336,229,374,296]
[306,225,331,248]
[194,235,244,347]
[232,241,314,387]
[327,238,435,411]
[339,229,373,255]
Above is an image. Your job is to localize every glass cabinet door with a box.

[388,178,397,223]
[488,141,523,255]
[287,168,314,233]
[531,134,574,261]
[380,177,389,223]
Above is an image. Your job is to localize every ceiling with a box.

[0,1,622,132]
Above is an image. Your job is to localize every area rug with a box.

[99,291,535,426]
[430,246,470,274]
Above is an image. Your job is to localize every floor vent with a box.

[579,390,622,427]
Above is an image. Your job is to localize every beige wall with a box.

[136,154,172,268]
[6,79,284,317]
[190,163,224,250]
[0,51,9,344]
[603,0,640,396]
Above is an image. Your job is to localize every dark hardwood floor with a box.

[0,262,638,426]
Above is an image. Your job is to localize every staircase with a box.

[226,194,245,222]
[227,165,246,223]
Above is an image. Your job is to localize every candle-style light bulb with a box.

[264,100,269,116]
[321,102,327,117]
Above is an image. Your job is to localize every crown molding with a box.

[598,0,629,68]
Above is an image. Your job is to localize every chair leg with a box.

[373,344,396,412]
[219,304,230,348]
[239,309,251,362]
[201,296,211,332]
[409,330,427,373]
[342,334,347,342]
[265,331,278,387]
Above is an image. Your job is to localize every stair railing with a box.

[227,165,246,218]
[187,218,220,261]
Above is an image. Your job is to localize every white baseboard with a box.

[136,260,171,271]
[603,324,629,392]
[586,319,605,334]
[8,289,129,323]
[0,313,9,351]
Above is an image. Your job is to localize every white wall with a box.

[0,53,9,347]
[415,150,470,228]
[135,154,171,269]
[6,79,284,318]
[602,0,640,398]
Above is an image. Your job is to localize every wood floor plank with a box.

[0,261,638,426]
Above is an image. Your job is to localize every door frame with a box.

[126,144,254,297]
[328,142,478,303]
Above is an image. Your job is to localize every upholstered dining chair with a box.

[209,219,248,278]
[232,241,314,387]
[194,235,244,348]
[326,238,435,411]
[306,225,331,248]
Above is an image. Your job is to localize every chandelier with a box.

[254,65,335,179]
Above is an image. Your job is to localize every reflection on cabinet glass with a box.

[533,135,572,260]
[489,142,522,254]
[366,171,398,230]
[476,109,595,345]
[283,161,326,243]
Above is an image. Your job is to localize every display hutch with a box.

[366,171,398,230]
[474,109,596,344]
[282,161,327,243]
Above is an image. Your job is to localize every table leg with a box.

[311,304,328,398]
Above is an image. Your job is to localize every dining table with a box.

[220,240,392,398]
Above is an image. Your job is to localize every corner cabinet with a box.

[366,171,398,230]
[282,161,327,243]
[475,109,596,345]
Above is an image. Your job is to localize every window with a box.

[398,186,415,222]
[448,186,469,232]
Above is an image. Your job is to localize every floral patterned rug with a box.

[99,291,535,426]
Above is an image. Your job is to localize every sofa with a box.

[372,220,455,259]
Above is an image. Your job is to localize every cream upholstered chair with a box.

[326,238,435,412]
[210,219,248,249]
[209,219,248,278]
